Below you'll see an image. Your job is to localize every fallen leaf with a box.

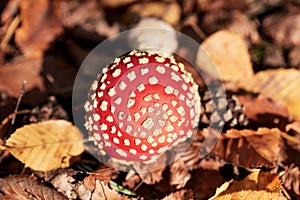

[210,189,287,200]
[1,0,21,24]
[263,12,300,47]
[28,96,68,123]
[209,171,286,200]
[15,0,63,57]
[84,165,115,190]
[211,128,284,168]
[201,10,261,44]
[35,168,82,200]
[163,189,194,200]
[59,0,119,38]
[3,120,85,171]
[169,156,191,189]
[132,153,167,185]
[92,181,130,200]
[281,164,300,197]
[236,94,290,131]
[236,68,300,120]
[197,0,247,12]
[124,1,181,25]
[99,0,137,8]
[196,30,253,82]
[262,43,286,67]
[0,57,45,98]
[0,175,67,199]
[288,47,300,67]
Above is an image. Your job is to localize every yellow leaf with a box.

[196,30,253,82]
[5,120,85,171]
[210,171,287,200]
[237,68,300,120]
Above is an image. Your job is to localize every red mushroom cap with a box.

[85,50,200,164]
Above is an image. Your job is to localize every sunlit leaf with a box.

[4,120,84,171]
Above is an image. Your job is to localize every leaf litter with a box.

[0,0,300,199]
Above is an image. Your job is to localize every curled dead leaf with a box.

[236,94,290,131]
[0,175,67,199]
[91,181,130,200]
[169,157,191,189]
[163,189,194,200]
[0,57,44,98]
[263,12,300,47]
[15,0,63,57]
[201,10,261,44]
[281,164,300,196]
[3,120,85,171]
[196,30,253,82]
[236,69,300,120]
[211,128,284,168]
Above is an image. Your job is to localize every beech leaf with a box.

[0,175,67,199]
[196,30,253,82]
[3,120,85,171]
[15,0,63,57]
[210,171,286,200]
[236,69,300,120]
[211,128,284,168]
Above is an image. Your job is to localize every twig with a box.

[8,80,26,136]
[0,15,20,52]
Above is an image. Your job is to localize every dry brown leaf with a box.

[263,12,300,47]
[99,0,137,8]
[1,0,21,24]
[3,120,84,171]
[0,57,44,98]
[124,1,181,25]
[289,47,300,67]
[197,0,247,12]
[91,181,130,200]
[281,164,300,196]
[211,128,284,168]
[210,171,286,200]
[15,0,63,57]
[169,156,191,189]
[59,0,119,38]
[163,189,194,200]
[196,30,253,82]
[84,165,115,190]
[0,175,67,199]
[210,189,287,200]
[236,94,290,131]
[262,43,286,67]
[201,10,261,44]
[236,69,300,120]
[34,168,82,199]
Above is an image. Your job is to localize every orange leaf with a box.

[15,0,63,57]
[211,128,284,168]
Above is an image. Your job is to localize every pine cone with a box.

[199,88,248,132]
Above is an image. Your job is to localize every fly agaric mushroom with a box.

[85,50,200,165]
